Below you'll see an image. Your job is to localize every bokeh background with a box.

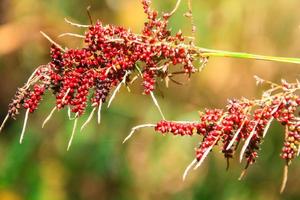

[0,0,300,199]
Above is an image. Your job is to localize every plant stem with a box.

[198,48,300,64]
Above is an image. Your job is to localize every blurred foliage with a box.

[0,0,300,199]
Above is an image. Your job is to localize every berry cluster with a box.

[7,88,29,119]
[281,125,300,160]
[142,70,156,94]
[23,84,46,113]
[155,120,197,136]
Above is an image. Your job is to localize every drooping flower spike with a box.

[125,77,300,192]
[0,0,205,146]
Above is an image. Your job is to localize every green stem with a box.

[198,48,300,64]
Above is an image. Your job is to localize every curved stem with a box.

[67,117,78,151]
[280,162,289,194]
[168,0,182,16]
[0,114,9,133]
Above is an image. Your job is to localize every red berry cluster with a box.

[23,84,46,113]
[142,70,156,94]
[4,0,202,123]
[155,120,197,136]
[91,78,113,105]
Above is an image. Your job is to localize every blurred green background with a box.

[0,0,300,199]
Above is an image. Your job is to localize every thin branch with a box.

[19,109,30,144]
[62,88,71,105]
[67,117,78,151]
[86,6,93,25]
[135,64,143,77]
[97,100,102,124]
[25,65,44,86]
[0,114,9,133]
[130,75,139,84]
[107,81,123,108]
[107,71,129,108]
[24,75,42,90]
[168,0,182,16]
[238,162,250,181]
[80,107,96,132]
[280,162,289,194]
[58,33,85,38]
[239,121,259,162]
[262,117,274,138]
[42,107,57,128]
[183,159,197,181]
[68,106,72,120]
[122,124,156,144]
[150,92,165,120]
[64,18,90,28]
[40,31,65,51]
[185,0,196,43]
